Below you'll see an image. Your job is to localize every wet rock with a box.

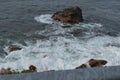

[52,6,83,24]
[29,65,37,72]
[89,59,107,67]
[0,68,19,75]
[21,70,34,73]
[0,68,9,75]
[21,65,37,73]
[76,59,107,69]
[76,64,88,69]
[8,45,22,52]
[0,65,37,75]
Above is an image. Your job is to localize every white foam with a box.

[34,14,54,24]
[34,14,77,26]
[0,35,120,72]
[0,14,119,72]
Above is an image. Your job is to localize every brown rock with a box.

[75,59,107,69]
[8,45,22,52]
[52,6,83,24]
[89,59,107,67]
[0,68,13,75]
[29,65,37,72]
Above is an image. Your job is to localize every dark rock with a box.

[21,70,35,73]
[21,65,37,73]
[0,65,37,75]
[76,64,87,69]
[89,59,107,67]
[52,6,83,24]
[29,65,37,72]
[75,59,107,69]
[8,45,22,52]
[0,68,19,75]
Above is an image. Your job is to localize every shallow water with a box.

[0,0,120,72]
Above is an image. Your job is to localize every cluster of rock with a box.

[0,65,37,75]
[0,44,108,74]
[76,59,107,69]
[52,6,84,24]
[0,58,107,75]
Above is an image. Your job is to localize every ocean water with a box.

[0,0,120,72]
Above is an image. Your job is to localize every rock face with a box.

[52,6,83,24]
[76,59,107,69]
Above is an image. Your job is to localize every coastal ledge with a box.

[0,66,120,80]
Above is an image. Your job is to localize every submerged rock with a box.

[0,50,8,58]
[8,45,22,52]
[76,59,107,69]
[52,6,83,24]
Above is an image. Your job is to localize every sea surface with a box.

[0,0,120,72]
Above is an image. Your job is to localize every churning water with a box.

[0,0,120,72]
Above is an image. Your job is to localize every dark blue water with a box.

[0,0,120,47]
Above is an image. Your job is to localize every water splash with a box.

[0,35,120,72]
[0,14,119,72]
[34,14,54,24]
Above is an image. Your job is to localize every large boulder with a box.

[52,6,83,24]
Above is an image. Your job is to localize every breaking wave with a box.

[34,14,54,24]
[0,35,120,72]
[0,14,120,72]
